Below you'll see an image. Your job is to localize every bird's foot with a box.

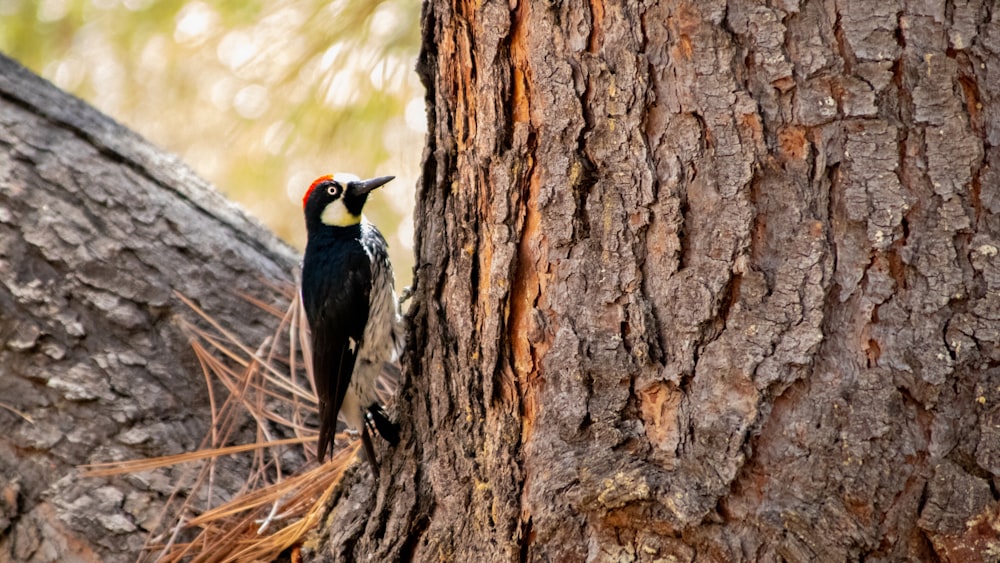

[399,283,416,305]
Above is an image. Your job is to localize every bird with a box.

[300,172,401,471]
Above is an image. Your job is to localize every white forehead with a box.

[333,172,360,184]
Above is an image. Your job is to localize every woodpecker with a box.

[300,172,401,471]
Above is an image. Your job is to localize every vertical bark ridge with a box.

[329,1,1000,561]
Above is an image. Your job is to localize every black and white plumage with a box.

[300,172,401,470]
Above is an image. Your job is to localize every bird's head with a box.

[302,173,394,228]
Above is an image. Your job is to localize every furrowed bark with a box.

[7,0,1000,560]
[319,1,1000,561]
[0,54,297,563]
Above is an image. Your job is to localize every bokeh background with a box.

[0,0,423,289]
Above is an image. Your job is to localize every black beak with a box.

[348,175,395,196]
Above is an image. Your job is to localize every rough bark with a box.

[0,54,297,562]
[319,1,1000,562]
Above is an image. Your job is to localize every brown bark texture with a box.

[0,55,297,562]
[319,1,1000,562]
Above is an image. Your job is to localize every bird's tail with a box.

[367,404,400,446]
[317,400,337,461]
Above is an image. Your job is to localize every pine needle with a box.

[0,401,33,423]
[79,437,315,477]
[79,282,391,562]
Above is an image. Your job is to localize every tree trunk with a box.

[319,1,1000,562]
[0,55,297,562]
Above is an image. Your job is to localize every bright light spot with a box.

[269,35,307,81]
[369,59,387,89]
[263,120,293,155]
[320,43,344,71]
[174,2,218,45]
[185,142,221,178]
[139,35,168,72]
[46,59,84,91]
[322,69,358,108]
[261,6,307,30]
[318,0,350,18]
[37,0,69,22]
[383,173,414,216]
[365,55,410,93]
[405,97,427,133]
[369,3,400,40]
[90,56,125,113]
[233,84,269,119]
[286,169,315,204]
[217,30,256,70]
[209,76,236,111]
[123,0,154,10]
[397,213,414,250]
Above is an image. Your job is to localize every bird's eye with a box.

[327,184,340,197]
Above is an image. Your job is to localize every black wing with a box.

[301,240,372,461]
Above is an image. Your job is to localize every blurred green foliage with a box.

[0,0,423,288]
